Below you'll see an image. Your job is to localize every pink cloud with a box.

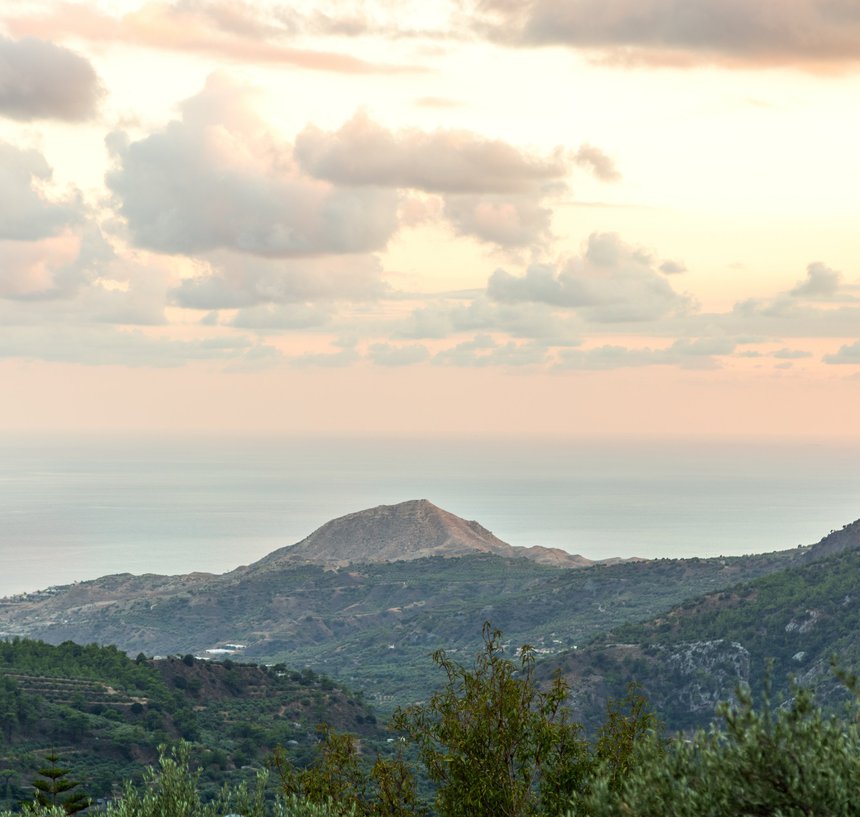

[7,1,425,75]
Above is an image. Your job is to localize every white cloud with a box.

[0,143,81,242]
[487,233,694,322]
[106,75,400,258]
[295,111,572,247]
[789,262,845,299]
[173,251,386,309]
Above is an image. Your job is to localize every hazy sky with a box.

[2,0,860,437]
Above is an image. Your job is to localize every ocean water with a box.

[1,434,860,598]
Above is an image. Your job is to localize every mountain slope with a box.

[538,523,860,731]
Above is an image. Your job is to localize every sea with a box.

[2,433,860,599]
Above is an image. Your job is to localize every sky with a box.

[2,0,860,438]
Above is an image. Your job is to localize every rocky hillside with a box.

[538,521,860,731]
[800,518,860,561]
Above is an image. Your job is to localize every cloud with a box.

[230,303,332,331]
[0,243,176,330]
[724,297,860,337]
[0,144,121,305]
[397,296,582,345]
[824,341,860,365]
[487,232,694,321]
[443,194,552,247]
[789,262,844,298]
[296,111,568,194]
[173,252,386,309]
[106,75,400,258]
[368,342,430,366]
[0,226,114,303]
[295,111,572,247]
[0,36,101,121]
[0,325,279,368]
[659,260,687,275]
[6,2,423,75]
[714,260,860,338]
[556,337,735,370]
[433,334,549,367]
[773,347,812,359]
[573,144,620,182]
[469,0,860,69]
[0,143,82,242]
[291,338,360,367]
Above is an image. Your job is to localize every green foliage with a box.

[0,675,39,741]
[104,743,349,817]
[272,726,421,817]
[392,623,591,817]
[570,680,860,817]
[591,684,660,792]
[0,805,67,817]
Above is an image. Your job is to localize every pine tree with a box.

[31,752,90,815]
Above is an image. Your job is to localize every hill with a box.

[0,638,384,811]
[537,521,860,731]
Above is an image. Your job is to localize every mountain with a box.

[253,499,600,569]
[1,502,855,714]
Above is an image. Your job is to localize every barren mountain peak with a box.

[253,499,592,568]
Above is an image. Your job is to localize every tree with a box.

[391,622,590,817]
[31,753,90,815]
[573,678,860,817]
[272,726,422,817]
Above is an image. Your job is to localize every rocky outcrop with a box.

[803,520,860,562]
[657,640,750,714]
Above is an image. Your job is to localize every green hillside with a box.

[0,639,385,811]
